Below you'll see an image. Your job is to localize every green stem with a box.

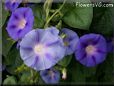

[34,71,39,83]
[7,38,15,44]
[56,20,62,29]
[30,70,34,83]
[49,9,56,13]
[15,64,25,73]
[44,0,53,23]
[44,0,66,28]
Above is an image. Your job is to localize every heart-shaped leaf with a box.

[62,0,93,30]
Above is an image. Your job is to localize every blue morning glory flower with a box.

[75,34,107,67]
[40,68,60,84]
[6,7,34,41]
[61,28,79,55]
[5,0,22,12]
[20,27,65,71]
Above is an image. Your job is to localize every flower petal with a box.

[20,27,65,70]
[6,7,34,40]
[5,0,22,12]
[40,68,60,84]
[61,28,79,55]
[75,33,107,67]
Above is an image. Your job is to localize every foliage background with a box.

[1,0,114,85]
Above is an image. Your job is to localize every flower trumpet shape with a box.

[40,68,60,84]
[20,27,65,70]
[75,34,107,67]
[6,7,34,40]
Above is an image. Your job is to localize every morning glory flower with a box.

[20,27,65,71]
[61,28,79,55]
[75,34,107,67]
[6,7,34,40]
[5,0,22,12]
[40,68,60,84]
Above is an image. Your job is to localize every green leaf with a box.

[5,43,18,65]
[67,57,96,83]
[2,25,15,57]
[1,3,9,28]
[19,71,31,84]
[5,43,23,74]
[83,67,96,77]
[96,53,113,83]
[86,76,98,83]
[62,0,93,30]
[67,58,86,83]
[2,3,14,57]
[71,62,85,83]
[6,54,23,74]
[90,7,114,37]
[38,77,45,84]
[31,4,45,28]
[58,55,72,67]
[3,76,17,85]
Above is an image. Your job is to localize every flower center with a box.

[85,45,96,55]
[18,19,26,29]
[34,44,45,55]
[49,70,55,79]
[64,41,69,46]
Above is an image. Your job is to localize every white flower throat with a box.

[18,19,26,29]
[85,45,96,55]
[34,44,45,55]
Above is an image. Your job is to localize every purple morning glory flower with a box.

[20,27,65,71]
[75,34,107,67]
[107,38,114,53]
[6,7,34,41]
[61,28,79,55]
[5,0,22,12]
[40,68,60,84]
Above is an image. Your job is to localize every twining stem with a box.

[44,0,53,22]
[44,0,66,28]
